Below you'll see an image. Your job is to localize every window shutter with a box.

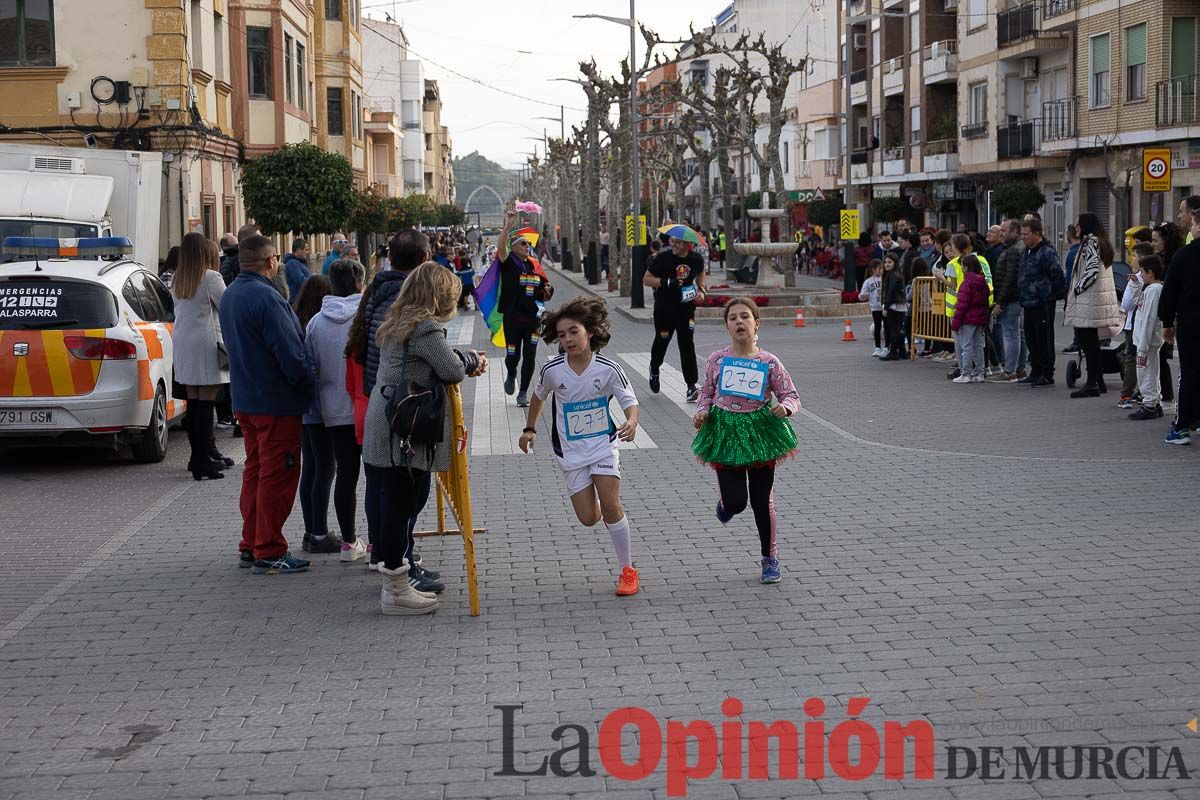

[1126,24,1147,67]
[1091,34,1111,75]
[1171,18,1196,80]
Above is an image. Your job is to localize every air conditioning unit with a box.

[30,156,86,174]
[853,32,868,50]
[1020,58,1039,80]
[944,0,959,10]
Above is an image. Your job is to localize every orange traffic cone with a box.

[841,318,857,342]
[793,307,806,328]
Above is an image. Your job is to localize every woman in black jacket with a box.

[880,252,909,360]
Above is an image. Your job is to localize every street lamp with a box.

[537,110,565,140]
[573,2,646,307]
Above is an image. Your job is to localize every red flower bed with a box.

[699,294,771,308]
[841,290,865,305]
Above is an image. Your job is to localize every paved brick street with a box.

[1,272,1197,800]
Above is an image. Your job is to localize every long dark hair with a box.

[292,273,332,330]
[345,278,377,363]
[1153,222,1184,264]
[540,296,612,350]
[1077,212,1114,266]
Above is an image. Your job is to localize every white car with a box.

[0,237,184,462]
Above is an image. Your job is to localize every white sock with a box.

[605,516,632,568]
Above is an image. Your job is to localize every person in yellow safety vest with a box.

[717,228,728,266]
[941,232,993,318]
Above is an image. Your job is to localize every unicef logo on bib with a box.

[718,356,769,401]
[680,284,697,303]
[563,397,611,441]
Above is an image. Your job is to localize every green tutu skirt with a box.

[692,405,798,469]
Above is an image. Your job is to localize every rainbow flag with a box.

[473,253,551,349]
[474,257,506,347]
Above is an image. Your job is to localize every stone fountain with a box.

[732,191,798,289]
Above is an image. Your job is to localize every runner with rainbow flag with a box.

[474,208,554,407]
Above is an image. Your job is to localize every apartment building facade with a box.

[837,0,1199,240]
[0,0,245,256]
[312,0,366,186]
[422,79,454,204]
[361,17,426,196]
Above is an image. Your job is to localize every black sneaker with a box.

[238,551,254,568]
[253,552,311,575]
[504,372,516,396]
[1016,374,1037,384]
[411,553,439,580]
[685,386,700,403]
[516,391,529,407]
[305,535,342,555]
[1129,406,1164,420]
[1031,377,1055,388]
[648,371,660,394]
[409,564,445,594]
[946,368,961,380]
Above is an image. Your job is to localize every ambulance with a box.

[0,237,183,462]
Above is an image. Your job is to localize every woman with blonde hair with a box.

[171,232,231,480]
[362,263,487,615]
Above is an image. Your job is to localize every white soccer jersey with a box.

[532,352,638,470]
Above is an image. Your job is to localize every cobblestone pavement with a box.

[1,269,1197,800]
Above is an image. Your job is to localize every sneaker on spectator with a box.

[306,534,342,555]
[1164,425,1192,445]
[238,550,254,568]
[970,375,985,383]
[1116,396,1136,409]
[253,552,311,575]
[951,375,972,384]
[872,347,884,358]
[1129,406,1163,420]
[986,371,1013,383]
[985,366,1003,377]
[946,368,961,380]
[340,539,366,562]
[1009,369,1028,382]
[409,564,445,594]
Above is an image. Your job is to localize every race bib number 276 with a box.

[718,357,769,401]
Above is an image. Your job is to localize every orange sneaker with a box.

[615,566,639,596]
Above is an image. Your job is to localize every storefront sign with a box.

[873,184,901,198]
[787,188,827,203]
[932,180,977,201]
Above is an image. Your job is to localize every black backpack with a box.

[381,341,445,464]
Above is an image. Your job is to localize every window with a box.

[1089,33,1111,108]
[223,203,234,238]
[214,14,225,81]
[351,90,361,138]
[425,132,432,150]
[910,14,919,51]
[190,1,202,68]
[0,0,55,66]
[781,142,789,175]
[284,34,294,104]
[911,105,921,144]
[246,27,271,98]
[871,115,880,147]
[201,200,214,239]
[324,0,341,20]
[295,42,306,110]
[968,0,986,31]
[326,86,344,136]
[1171,18,1196,82]
[970,81,988,124]
[1125,24,1146,101]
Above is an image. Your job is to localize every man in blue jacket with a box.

[283,238,310,299]
[1018,218,1062,388]
[321,233,347,275]
[219,234,315,575]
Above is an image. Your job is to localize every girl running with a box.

[518,297,641,596]
[692,298,800,584]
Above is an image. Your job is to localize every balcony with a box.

[1156,76,1199,128]
[1041,0,1080,26]
[850,68,867,104]
[998,120,1035,159]
[883,58,905,97]
[998,3,1070,54]
[883,145,906,176]
[850,149,870,165]
[1041,96,1077,141]
[923,40,958,85]
[849,0,868,20]
[923,139,959,174]
[961,122,988,140]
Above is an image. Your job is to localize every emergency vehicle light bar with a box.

[1,236,134,258]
